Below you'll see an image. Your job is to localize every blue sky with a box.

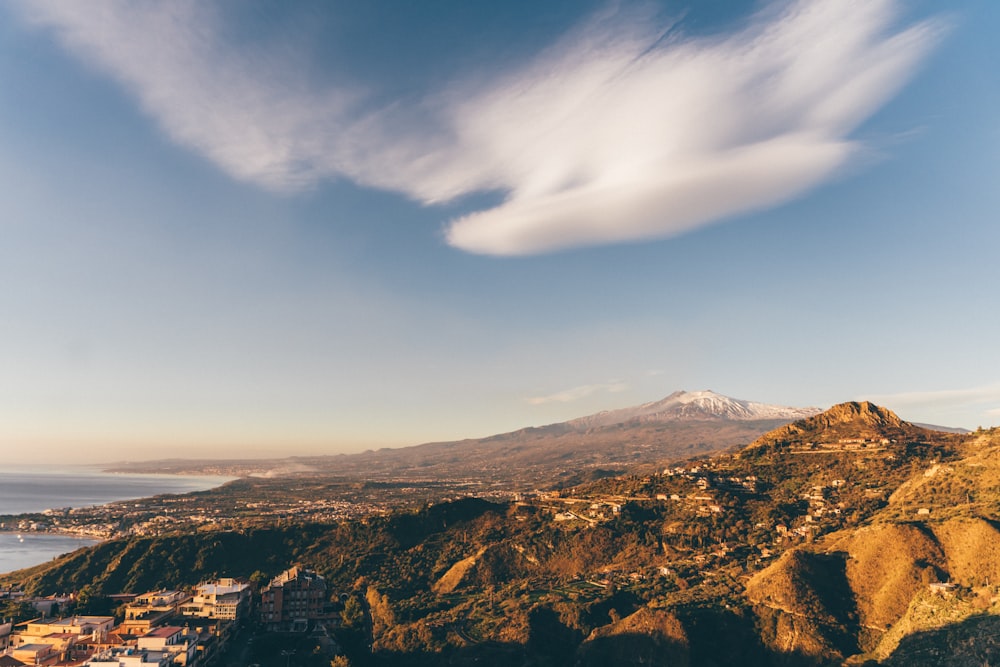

[1,0,998,463]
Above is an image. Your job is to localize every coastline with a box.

[0,529,102,542]
[0,469,235,512]
[0,527,114,543]
[99,459,272,477]
[0,470,237,574]
[0,531,101,575]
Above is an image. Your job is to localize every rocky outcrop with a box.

[577,607,690,667]
[745,401,942,452]
[746,549,859,659]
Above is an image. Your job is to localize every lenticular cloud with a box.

[15,0,944,255]
[441,1,945,254]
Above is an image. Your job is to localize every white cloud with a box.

[14,0,945,254]
[527,381,628,406]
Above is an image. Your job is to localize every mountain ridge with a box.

[106,394,964,484]
[107,390,820,482]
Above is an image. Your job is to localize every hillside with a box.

[6,403,996,666]
[744,419,1000,663]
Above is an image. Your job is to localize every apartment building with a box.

[259,567,327,632]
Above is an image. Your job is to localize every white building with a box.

[87,626,196,667]
[86,647,172,666]
[179,578,250,621]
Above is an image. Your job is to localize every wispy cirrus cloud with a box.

[10,1,363,193]
[14,0,946,255]
[527,381,628,406]
[866,384,1000,410]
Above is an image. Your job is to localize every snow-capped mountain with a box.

[109,389,824,487]
[568,390,820,429]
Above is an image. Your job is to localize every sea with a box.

[0,466,233,574]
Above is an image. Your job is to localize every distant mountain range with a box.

[110,390,823,485]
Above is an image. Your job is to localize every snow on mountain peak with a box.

[569,390,819,429]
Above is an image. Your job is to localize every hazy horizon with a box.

[0,390,977,466]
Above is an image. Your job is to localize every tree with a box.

[365,587,395,642]
[340,596,365,630]
[250,570,270,590]
[0,599,35,623]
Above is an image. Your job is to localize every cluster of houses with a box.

[6,491,393,541]
[788,437,894,453]
[0,568,332,667]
